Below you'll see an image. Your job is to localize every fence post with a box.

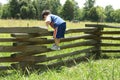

[85,24,103,59]
[94,27,103,59]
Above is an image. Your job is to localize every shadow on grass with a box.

[29,54,120,74]
[100,54,120,59]
[0,54,120,76]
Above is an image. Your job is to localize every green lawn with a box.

[0,59,120,80]
[0,19,120,80]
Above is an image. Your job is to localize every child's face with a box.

[43,15,47,20]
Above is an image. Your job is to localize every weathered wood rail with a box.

[86,24,120,54]
[0,24,120,71]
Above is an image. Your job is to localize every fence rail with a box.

[0,24,120,71]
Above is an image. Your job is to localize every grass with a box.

[0,59,120,80]
[0,19,120,80]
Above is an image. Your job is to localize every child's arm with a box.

[49,22,54,29]
[46,21,54,29]
[46,21,51,28]
[45,15,54,29]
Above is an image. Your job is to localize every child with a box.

[42,10,66,50]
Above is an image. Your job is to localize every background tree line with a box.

[0,0,120,22]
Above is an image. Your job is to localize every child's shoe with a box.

[51,44,60,50]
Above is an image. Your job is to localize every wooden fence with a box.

[0,24,120,71]
[86,24,120,54]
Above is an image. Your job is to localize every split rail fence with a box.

[0,24,120,71]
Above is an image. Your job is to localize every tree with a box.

[19,0,29,7]
[0,3,2,18]
[111,9,120,23]
[78,9,84,21]
[83,0,96,20]
[1,4,11,19]
[88,6,106,22]
[84,0,96,10]
[49,0,61,15]
[61,0,74,20]
[13,0,36,19]
[28,4,36,19]
[33,0,49,19]
[20,5,29,19]
[9,0,20,18]
[105,5,114,22]
[33,0,61,19]
[71,0,82,20]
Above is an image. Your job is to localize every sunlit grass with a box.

[0,19,120,80]
[0,59,119,80]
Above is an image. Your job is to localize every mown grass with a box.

[0,19,120,80]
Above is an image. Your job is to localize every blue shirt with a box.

[46,14,65,28]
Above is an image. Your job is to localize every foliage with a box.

[0,3,2,18]
[61,0,74,20]
[105,5,114,22]
[1,4,11,19]
[0,0,120,23]
[88,6,106,22]
[83,0,96,20]
[33,0,61,19]
[20,5,29,19]
[84,0,96,10]
[111,9,120,23]
[9,0,20,18]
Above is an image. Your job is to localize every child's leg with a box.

[52,23,66,50]
[53,28,60,46]
[54,38,60,46]
[53,27,61,46]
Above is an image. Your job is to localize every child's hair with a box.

[42,10,51,19]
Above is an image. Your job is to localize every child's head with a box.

[42,10,51,19]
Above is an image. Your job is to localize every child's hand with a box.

[44,26,48,29]
[38,26,48,30]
